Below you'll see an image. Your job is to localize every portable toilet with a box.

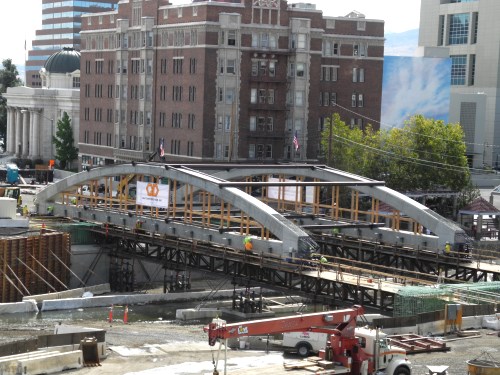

[6,163,19,184]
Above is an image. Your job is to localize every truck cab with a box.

[283,327,411,375]
[355,327,411,375]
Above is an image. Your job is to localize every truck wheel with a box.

[394,366,411,375]
[296,342,312,357]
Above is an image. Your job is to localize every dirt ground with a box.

[1,316,499,375]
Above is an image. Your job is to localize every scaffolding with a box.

[393,282,500,317]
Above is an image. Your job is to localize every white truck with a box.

[283,327,410,375]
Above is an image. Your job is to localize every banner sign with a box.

[136,181,169,208]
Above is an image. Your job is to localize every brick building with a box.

[79,0,384,168]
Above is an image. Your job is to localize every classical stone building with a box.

[79,0,384,167]
[4,48,81,162]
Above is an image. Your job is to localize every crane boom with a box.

[206,305,364,346]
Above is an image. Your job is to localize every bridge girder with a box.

[35,163,467,257]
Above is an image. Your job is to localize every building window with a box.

[331,92,337,106]
[250,88,257,104]
[291,33,306,49]
[266,117,273,131]
[321,66,337,81]
[449,13,469,45]
[188,113,195,129]
[269,61,276,77]
[258,89,267,104]
[268,89,275,104]
[472,12,479,44]
[189,86,196,101]
[296,63,305,78]
[469,54,476,86]
[248,144,255,158]
[451,55,467,85]
[173,58,183,74]
[190,58,196,74]
[226,59,236,74]
[295,91,304,106]
[225,88,235,104]
[228,30,236,46]
[249,116,256,131]
[438,15,445,46]
[352,68,365,82]
[357,21,366,31]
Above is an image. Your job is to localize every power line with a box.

[331,102,500,150]
[330,133,478,174]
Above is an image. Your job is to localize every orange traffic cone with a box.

[108,305,113,323]
[124,305,129,324]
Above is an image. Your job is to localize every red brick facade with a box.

[79,0,384,167]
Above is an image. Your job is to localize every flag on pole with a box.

[159,138,165,157]
[293,131,299,151]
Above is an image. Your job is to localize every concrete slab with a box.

[175,308,220,320]
[41,288,260,311]
[0,299,38,315]
[23,284,111,303]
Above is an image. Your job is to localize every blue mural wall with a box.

[381,56,451,129]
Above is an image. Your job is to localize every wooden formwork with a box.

[0,232,71,303]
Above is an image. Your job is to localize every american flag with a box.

[293,131,299,151]
[159,138,165,157]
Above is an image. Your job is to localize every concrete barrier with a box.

[0,350,59,374]
[41,288,259,311]
[17,350,83,375]
[23,284,111,303]
[0,299,38,315]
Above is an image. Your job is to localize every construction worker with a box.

[444,241,452,256]
[319,255,328,271]
[17,194,22,207]
[47,205,54,216]
[243,236,253,252]
[22,205,29,217]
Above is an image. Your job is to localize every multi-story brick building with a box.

[25,0,118,88]
[79,0,384,168]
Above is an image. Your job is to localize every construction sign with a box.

[136,181,169,208]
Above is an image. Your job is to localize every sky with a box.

[0,0,421,67]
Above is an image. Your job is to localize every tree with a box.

[52,112,78,170]
[321,114,471,192]
[0,59,23,142]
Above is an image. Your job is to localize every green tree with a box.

[52,112,78,170]
[321,114,471,192]
[0,59,23,143]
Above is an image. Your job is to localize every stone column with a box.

[6,107,14,153]
[22,110,30,157]
[31,110,40,158]
[15,109,22,156]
